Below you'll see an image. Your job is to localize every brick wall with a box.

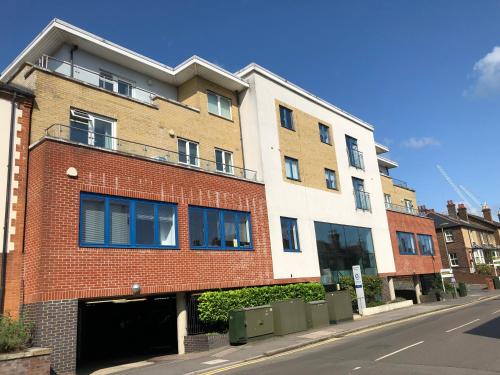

[23,139,278,304]
[22,300,78,374]
[435,227,472,271]
[0,349,51,375]
[385,210,442,276]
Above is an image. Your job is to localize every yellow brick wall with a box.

[380,174,417,208]
[275,100,341,193]
[19,68,245,170]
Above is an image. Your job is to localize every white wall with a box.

[239,72,396,279]
[53,44,177,100]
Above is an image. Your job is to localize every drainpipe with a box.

[0,92,17,314]
[70,45,78,78]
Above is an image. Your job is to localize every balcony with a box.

[43,124,258,181]
[392,178,410,189]
[354,189,371,212]
[38,55,157,105]
[347,148,365,170]
[385,202,426,217]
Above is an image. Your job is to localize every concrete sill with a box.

[0,347,52,361]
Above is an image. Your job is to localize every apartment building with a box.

[377,146,442,302]
[237,64,395,292]
[426,201,500,284]
[0,20,282,373]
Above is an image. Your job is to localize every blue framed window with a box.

[80,193,178,249]
[325,168,337,190]
[417,234,434,256]
[281,217,300,252]
[346,135,364,170]
[353,177,370,211]
[279,105,294,130]
[319,123,330,144]
[397,231,416,255]
[285,157,300,181]
[189,206,252,250]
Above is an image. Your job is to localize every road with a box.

[207,297,500,375]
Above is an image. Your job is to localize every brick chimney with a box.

[457,203,468,221]
[447,200,457,218]
[482,203,493,221]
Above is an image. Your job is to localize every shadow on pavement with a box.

[465,316,500,340]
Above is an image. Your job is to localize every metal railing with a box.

[385,202,426,217]
[354,189,371,212]
[347,148,365,170]
[392,178,409,189]
[38,55,157,104]
[44,124,258,181]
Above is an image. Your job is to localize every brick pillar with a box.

[23,299,78,374]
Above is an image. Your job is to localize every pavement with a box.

[93,287,500,375]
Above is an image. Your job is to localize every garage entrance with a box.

[77,295,177,371]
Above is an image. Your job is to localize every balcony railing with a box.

[38,55,157,105]
[385,202,426,217]
[347,148,365,170]
[354,189,371,212]
[392,178,409,189]
[44,124,258,181]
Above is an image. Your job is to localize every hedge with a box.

[198,283,325,323]
[338,275,383,303]
[0,315,32,353]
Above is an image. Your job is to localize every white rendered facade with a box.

[238,66,396,279]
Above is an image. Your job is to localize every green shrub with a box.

[0,315,32,353]
[338,275,383,302]
[476,264,494,276]
[198,283,325,323]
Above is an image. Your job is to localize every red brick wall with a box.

[2,98,33,318]
[385,210,443,276]
[23,140,281,304]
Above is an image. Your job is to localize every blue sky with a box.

[2,0,500,215]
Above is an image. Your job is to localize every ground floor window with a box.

[473,249,486,265]
[189,206,252,250]
[280,217,300,252]
[314,221,377,284]
[80,193,177,248]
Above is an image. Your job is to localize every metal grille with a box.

[186,294,228,335]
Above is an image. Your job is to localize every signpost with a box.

[352,265,366,314]
[440,268,454,292]
[493,257,500,277]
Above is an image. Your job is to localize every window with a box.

[178,139,199,166]
[215,149,233,174]
[404,199,414,213]
[189,206,252,250]
[285,157,300,181]
[384,194,392,208]
[480,232,488,245]
[379,165,390,176]
[70,109,115,150]
[279,105,294,130]
[99,70,133,97]
[207,91,232,120]
[346,135,364,169]
[353,178,370,211]
[444,230,454,243]
[319,123,330,144]
[281,217,300,252]
[449,253,459,267]
[324,169,337,190]
[473,249,486,265]
[417,234,434,256]
[315,222,377,284]
[80,193,177,248]
[397,231,417,254]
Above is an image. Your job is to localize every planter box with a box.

[185,333,229,353]
[305,300,329,329]
[0,347,51,375]
[325,290,353,324]
[361,300,413,316]
[271,299,307,336]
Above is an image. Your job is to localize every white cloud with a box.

[401,137,441,149]
[468,46,500,96]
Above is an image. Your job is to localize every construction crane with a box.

[436,165,478,214]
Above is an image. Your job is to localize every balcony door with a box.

[70,109,115,150]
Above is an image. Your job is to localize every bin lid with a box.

[307,300,327,305]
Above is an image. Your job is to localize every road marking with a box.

[445,319,480,333]
[353,366,362,371]
[202,359,229,365]
[492,309,500,315]
[374,341,424,362]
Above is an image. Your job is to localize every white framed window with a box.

[285,157,300,181]
[449,253,459,267]
[70,109,115,150]
[207,91,232,120]
[473,249,486,265]
[404,199,414,213]
[178,139,199,166]
[215,149,233,174]
[99,70,133,98]
[444,230,454,243]
[384,194,392,208]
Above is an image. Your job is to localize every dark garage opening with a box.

[77,295,177,372]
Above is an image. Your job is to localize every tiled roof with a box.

[426,211,495,232]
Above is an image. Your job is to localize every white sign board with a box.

[440,268,454,278]
[352,265,366,313]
